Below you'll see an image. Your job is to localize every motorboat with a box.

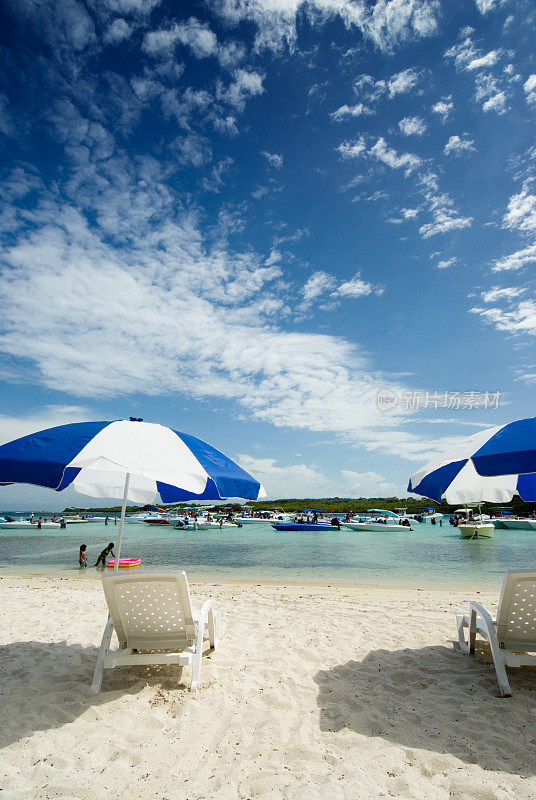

[272,522,341,532]
[454,508,494,538]
[501,518,536,531]
[173,520,212,531]
[342,509,413,532]
[0,520,61,530]
[406,506,443,522]
[458,522,494,538]
[63,516,89,524]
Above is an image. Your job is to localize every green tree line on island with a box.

[64,496,536,516]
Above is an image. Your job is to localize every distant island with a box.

[63,496,535,515]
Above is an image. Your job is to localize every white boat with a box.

[458,522,494,538]
[0,520,61,530]
[206,521,241,529]
[342,509,412,532]
[342,520,409,532]
[454,508,494,538]
[64,517,89,524]
[173,520,212,531]
[501,518,536,531]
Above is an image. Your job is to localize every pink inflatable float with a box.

[107,558,141,569]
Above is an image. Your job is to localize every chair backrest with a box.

[102,571,195,650]
[496,569,536,651]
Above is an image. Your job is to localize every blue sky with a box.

[0,0,535,508]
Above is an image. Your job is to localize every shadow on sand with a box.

[0,639,192,749]
[314,643,536,776]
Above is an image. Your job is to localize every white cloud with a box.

[492,243,536,272]
[301,271,337,303]
[337,137,367,159]
[173,134,212,167]
[444,134,476,156]
[213,0,440,54]
[524,75,536,107]
[431,96,453,122]
[298,270,382,311]
[341,469,401,497]
[353,74,386,103]
[370,137,421,174]
[398,116,426,136]
[401,207,419,219]
[466,50,501,71]
[103,18,132,44]
[262,151,283,168]
[475,74,507,113]
[481,286,525,303]
[418,175,473,237]
[0,405,93,446]
[217,69,264,111]
[143,17,218,59]
[388,68,421,97]
[474,0,500,12]
[237,454,328,497]
[419,211,472,238]
[471,300,536,336]
[330,103,374,121]
[436,257,457,269]
[334,274,383,298]
[503,186,536,233]
[445,32,502,73]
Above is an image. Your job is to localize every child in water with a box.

[79,544,87,568]
[94,542,115,567]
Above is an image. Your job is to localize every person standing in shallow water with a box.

[94,542,115,567]
[79,544,87,569]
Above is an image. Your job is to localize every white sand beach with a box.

[2,574,536,800]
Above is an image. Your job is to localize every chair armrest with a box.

[469,601,496,630]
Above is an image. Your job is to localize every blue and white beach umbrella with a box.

[0,418,265,565]
[408,418,536,504]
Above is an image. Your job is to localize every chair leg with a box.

[487,638,512,697]
[90,615,114,693]
[190,647,202,693]
[456,614,470,653]
[208,608,221,649]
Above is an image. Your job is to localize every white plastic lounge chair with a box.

[456,569,536,697]
[90,571,221,693]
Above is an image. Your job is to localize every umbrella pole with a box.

[114,472,131,571]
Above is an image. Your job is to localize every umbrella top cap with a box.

[129,417,143,422]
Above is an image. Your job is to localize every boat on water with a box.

[501,518,536,531]
[454,509,494,538]
[404,506,442,522]
[173,520,212,531]
[0,520,61,529]
[458,522,494,538]
[342,509,413,532]
[272,522,340,532]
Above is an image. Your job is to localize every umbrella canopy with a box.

[0,418,265,567]
[407,421,536,504]
[0,419,265,504]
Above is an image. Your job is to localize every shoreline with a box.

[0,568,503,592]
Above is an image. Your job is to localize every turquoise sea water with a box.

[1,518,535,587]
